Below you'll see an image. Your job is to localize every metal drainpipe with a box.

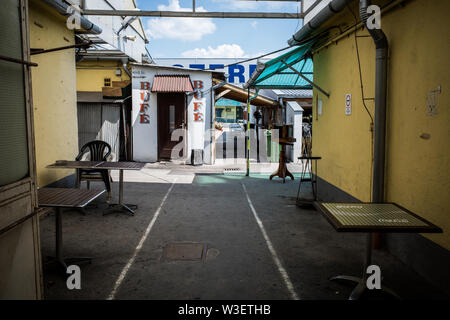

[42,0,102,35]
[359,0,388,204]
[288,0,353,46]
[122,60,132,78]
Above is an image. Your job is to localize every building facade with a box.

[300,0,450,293]
[131,64,218,165]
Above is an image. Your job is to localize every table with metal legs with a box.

[48,161,145,216]
[96,162,145,216]
[296,156,321,207]
[104,169,138,216]
[330,233,400,300]
[314,202,442,300]
[38,188,105,272]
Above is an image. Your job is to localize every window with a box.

[0,0,30,186]
[104,78,111,87]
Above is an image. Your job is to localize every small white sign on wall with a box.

[318,99,323,116]
[345,94,352,115]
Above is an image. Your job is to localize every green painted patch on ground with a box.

[195,173,308,185]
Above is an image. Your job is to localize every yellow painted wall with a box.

[312,0,450,249]
[29,0,78,186]
[76,60,130,92]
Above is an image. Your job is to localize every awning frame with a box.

[279,60,329,97]
[245,43,329,96]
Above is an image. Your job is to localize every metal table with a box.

[296,156,321,207]
[48,161,145,215]
[38,188,105,271]
[314,202,442,300]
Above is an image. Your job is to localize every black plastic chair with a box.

[75,140,112,200]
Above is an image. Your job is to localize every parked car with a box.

[229,123,244,132]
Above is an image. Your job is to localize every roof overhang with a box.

[151,75,194,93]
[244,43,314,90]
[42,0,102,35]
[77,91,130,103]
[213,79,278,108]
[245,42,330,97]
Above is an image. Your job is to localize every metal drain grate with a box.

[162,242,206,261]
[223,168,244,175]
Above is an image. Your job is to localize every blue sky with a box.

[135,0,303,59]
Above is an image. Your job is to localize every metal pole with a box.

[55,208,63,264]
[364,233,373,279]
[246,89,250,176]
[81,9,304,19]
[256,116,260,163]
[119,169,124,205]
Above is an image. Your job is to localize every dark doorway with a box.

[157,93,186,160]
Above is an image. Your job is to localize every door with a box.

[0,0,42,299]
[77,102,121,160]
[157,93,186,160]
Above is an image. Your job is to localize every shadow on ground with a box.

[39,173,447,300]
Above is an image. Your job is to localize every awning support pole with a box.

[246,89,260,176]
[246,88,251,176]
[280,60,330,98]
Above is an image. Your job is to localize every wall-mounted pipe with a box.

[243,60,266,89]
[42,0,102,35]
[359,0,388,203]
[287,0,352,46]
[122,62,132,78]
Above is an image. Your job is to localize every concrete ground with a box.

[39,166,447,300]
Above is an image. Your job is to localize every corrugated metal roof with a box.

[286,101,304,112]
[151,75,194,92]
[212,79,278,108]
[245,43,314,89]
[215,98,242,106]
[272,89,313,98]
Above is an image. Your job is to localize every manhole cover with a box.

[162,242,206,261]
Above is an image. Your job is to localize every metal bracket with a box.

[0,55,37,67]
[280,59,330,98]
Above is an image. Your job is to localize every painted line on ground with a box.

[241,183,300,300]
[107,179,177,300]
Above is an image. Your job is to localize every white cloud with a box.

[181,43,281,59]
[251,21,258,29]
[182,44,248,58]
[145,0,216,41]
[211,0,296,10]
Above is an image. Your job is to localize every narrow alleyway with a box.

[39,169,446,300]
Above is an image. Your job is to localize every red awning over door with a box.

[151,75,194,93]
